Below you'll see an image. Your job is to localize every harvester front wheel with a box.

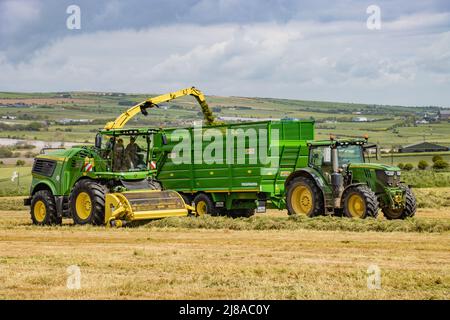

[70,180,106,225]
[30,190,60,225]
[382,187,416,219]
[193,193,218,216]
[286,177,323,217]
[342,185,379,219]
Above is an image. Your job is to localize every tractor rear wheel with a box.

[286,177,324,217]
[342,185,379,219]
[382,187,416,219]
[69,179,106,225]
[30,190,60,225]
[193,193,218,216]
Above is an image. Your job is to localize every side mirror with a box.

[376,145,381,161]
[161,133,168,145]
[95,133,102,149]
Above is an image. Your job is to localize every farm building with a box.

[399,142,449,153]
[439,109,450,121]
[352,116,368,122]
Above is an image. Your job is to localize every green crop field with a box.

[1,91,449,194]
[0,166,32,196]
[0,91,449,149]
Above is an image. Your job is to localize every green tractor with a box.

[285,137,416,219]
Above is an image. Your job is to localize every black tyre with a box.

[69,179,106,225]
[193,193,218,216]
[228,208,255,218]
[382,187,416,220]
[286,176,324,217]
[180,193,193,215]
[342,185,379,219]
[30,190,60,225]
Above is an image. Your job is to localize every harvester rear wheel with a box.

[193,193,218,216]
[69,179,106,225]
[286,177,324,217]
[382,187,416,219]
[30,190,60,225]
[342,185,379,219]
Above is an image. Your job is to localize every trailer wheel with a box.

[342,185,379,219]
[286,177,324,217]
[382,187,416,220]
[193,193,218,216]
[69,179,106,225]
[30,190,60,225]
[230,209,255,218]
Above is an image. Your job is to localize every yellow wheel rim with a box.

[347,194,365,218]
[196,201,207,216]
[75,192,92,220]
[291,185,313,215]
[34,200,46,222]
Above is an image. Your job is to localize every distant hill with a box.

[0,91,448,148]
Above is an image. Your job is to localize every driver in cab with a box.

[125,136,142,169]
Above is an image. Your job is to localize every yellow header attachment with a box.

[104,87,216,130]
[105,190,191,227]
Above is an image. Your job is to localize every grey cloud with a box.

[0,1,449,106]
[0,19,449,106]
[1,0,450,62]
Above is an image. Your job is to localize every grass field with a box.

[0,92,449,299]
[0,207,449,300]
[377,152,450,166]
[1,91,450,148]
[0,166,32,196]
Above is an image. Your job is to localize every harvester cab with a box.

[25,87,216,227]
[300,136,416,219]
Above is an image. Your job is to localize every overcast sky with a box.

[0,0,449,106]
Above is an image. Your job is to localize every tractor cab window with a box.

[309,146,333,182]
[337,145,364,166]
[310,144,364,173]
[112,135,149,172]
[310,146,332,168]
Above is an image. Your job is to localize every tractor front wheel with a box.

[69,179,106,225]
[30,190,60,225]
[286,177,324,217]
[342,185,379,219]
[382,187,416,220]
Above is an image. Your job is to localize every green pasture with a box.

[0,166,32,196]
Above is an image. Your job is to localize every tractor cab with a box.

[95,128,161,173]
[307,137,378,183]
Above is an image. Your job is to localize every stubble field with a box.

[0,207,449,300]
